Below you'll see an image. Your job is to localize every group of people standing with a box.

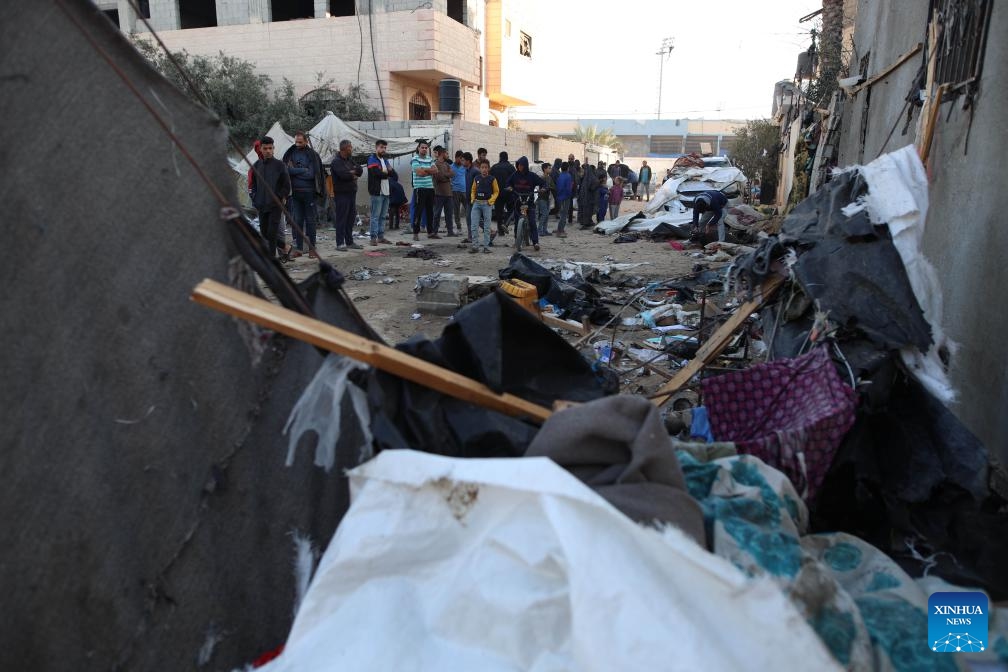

[249,130,664,260]
[249,130,374,258]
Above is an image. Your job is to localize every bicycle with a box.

[513,192,536,252]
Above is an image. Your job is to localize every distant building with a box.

[94,0,539,125]
[516,118,749,158]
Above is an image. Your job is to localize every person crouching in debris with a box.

[506,156,546,251]
[692,189,729,242]
[469,159,498,254]
[250,136,291,259]
[330,139,364,252]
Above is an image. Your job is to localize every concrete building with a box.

[829,1,1007,459]
[517,118,749,158]
[95,0,540,126]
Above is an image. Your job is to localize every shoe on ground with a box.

[378,238,391,244]
[482,247,491,253]
[469,247,479,254]
[349,243,363,250]
[446,232,459,237]
[533,244,540,251]
[336,245,348,252]
[370,239,378,246]
[413,234,420,241]
[540,231,552,236]
[488,241,495,247]
[461,238,471,244]
[308,249,320,259]
[557,232,567,238]
[428,234,441,239]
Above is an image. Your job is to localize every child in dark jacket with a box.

[608,177,624,220]
[388,170,407,229]
[596,174,610,223]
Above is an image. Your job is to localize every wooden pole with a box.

[191,279,554,424]
[650,275,784,407]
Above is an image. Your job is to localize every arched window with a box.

[409,92,431,120]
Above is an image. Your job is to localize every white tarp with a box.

[230,121,295,175]
[230,113,451,174]
[840,144,955,403]
[595,202,693,235]
[308,111,449,163]
[261,450,841,672]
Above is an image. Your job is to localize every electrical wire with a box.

[368,0,387,119]
[355,3,364,93]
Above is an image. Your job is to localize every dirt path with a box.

[281,198,701,345]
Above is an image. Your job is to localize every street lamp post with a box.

[656,37,674,120]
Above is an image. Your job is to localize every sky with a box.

[512,0,820,121]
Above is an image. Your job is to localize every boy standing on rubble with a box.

[250,136,291,259]
[537,162,554,237]
[596,173,610,223]
[469,159,498,254]
[555,162,573,238]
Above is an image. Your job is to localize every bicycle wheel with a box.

[514,215,525,251]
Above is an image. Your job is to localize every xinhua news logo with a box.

[928,591,988,653]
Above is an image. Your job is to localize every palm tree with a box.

[572,124,624,153]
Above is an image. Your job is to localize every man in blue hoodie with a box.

[282,131,325,258]
[555,162,573,238]
[506,156,546,251]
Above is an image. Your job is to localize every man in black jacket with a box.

[490,151,515,233]
[282,131,325,258]
[330,139,364,252]
[366,139,393,246]
[250,136,291,258]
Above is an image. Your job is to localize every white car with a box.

[672,158,748,209]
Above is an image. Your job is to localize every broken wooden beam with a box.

[850,43,923,96]
[191,279,553,424]
[650,275,785,407]
[541,312,589,335]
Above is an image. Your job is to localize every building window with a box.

[179,0,217,28]
[409,91,431,120]
[531,141,540,162]
[931,0,992,97]
[447,0,464,25]
[102,9,120,27]
[519,31,531,58]
[138,0,151,18]
[328,0,355,17]
[505,19,511,37]
[272,0,314,21]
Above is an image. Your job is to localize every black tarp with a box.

[498,253,612,324]
[367,291,614,457]
[0,2,371,669]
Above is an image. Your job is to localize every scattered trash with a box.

[410,312,421,320]
[363,251,387,257]
[376,278,395,285]
[406,248,439,260]
[415,273,468,315]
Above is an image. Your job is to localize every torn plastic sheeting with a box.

[261,450,841,672]
[813,374,1007,598]
[774,168,934,353]
[840,144,955,403]
[284,354,374,470]
[642,175,689,214]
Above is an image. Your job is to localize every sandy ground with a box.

[278,195,699,347]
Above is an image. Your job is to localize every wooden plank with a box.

[191,279,553,424]
[919,83,947,162]
[850,43,923,95]
[541,312,588,335]
[650,275,784,407]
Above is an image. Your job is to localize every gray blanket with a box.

[526,396,706,545]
